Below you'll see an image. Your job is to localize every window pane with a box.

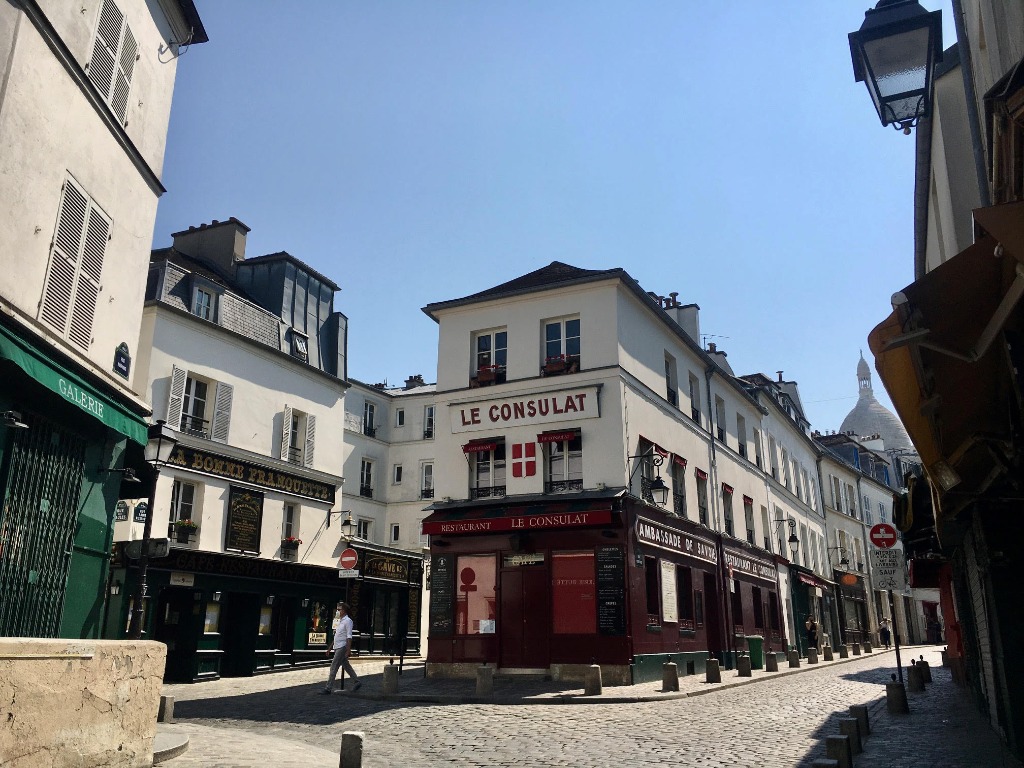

[565,319,580,357]
[552,551,596,634]
[455,555,496,635]
[495,332,507,366]
[545,323,561,343]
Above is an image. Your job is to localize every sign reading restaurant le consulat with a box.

[449,385,601,434]
[165,445,336,504]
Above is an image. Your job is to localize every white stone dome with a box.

[840,352,913,452]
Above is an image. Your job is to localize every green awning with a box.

[0,322,149,445]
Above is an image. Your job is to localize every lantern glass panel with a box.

[862,26,931,122]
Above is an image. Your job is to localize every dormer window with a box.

[190,276,222,322]
[290,330,308,362]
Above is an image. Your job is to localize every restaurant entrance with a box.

[499,562,550,669]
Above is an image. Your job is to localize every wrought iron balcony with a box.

[698,505,709,526]
[179,414,209,439]
[545,479,583,494]
[359,485,373,498]
[363,425,377,438]
[667,389,678,406]
[471,485,506,499]
[285,446,303,465]
[672,493,686,517]
[421,487,434,499]
[423,428,434,439]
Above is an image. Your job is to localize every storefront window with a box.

[455,555,496,635]
[258,606,272,635]
[551,551,596,634]
[752,586,764,629]
[676,566,694,629]
[768,593,781,630]
[731,585,744,627]
[644,557,660,623]
[204,602,220,634]
[694,589,704,628]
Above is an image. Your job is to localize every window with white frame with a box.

[544,433,582,492]
[357,519,372,540]
[424,405,435,439]
[281,406,315,468]
[781,448,790,488]
[283,503,299,540]
[87,0,137,125]
[665,353,678,406]
[714,397,726,442]
[391,524,401,543]
[363,402,377,437]
[543,317,580,372]
[395,408,405,427]
[290,330,308,362]
[39,177,111,351]
[170,479,197,524]
[359,459,373,498]
[736,414,747,458]
[421,462,434,499]
[688,373,701,424]
[167,365,233,443]
[471,443,506,499]
[192,286,214,320]
[722,488,734,536]
[753,428,763,469]
[474,328,508,383]
[393,464,403,484]
[671,461,687,518]
[743,497,755,544]
[180,375,209,437]
[768,435,778,479]
[696,472,709,526]
[846,483,858,518]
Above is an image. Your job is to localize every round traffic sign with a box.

[869,523,899,549]
[339,548,358,570]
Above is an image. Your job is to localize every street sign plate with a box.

[338,569,360,579]
[339,548,358,570]
[869,522,899,549]
[869,548,907,591]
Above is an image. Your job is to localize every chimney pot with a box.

[777,370,784,382]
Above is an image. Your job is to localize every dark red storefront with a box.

[423,491,785,684]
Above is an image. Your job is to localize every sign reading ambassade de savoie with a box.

[165,445,336,504]
[449,385,601,434]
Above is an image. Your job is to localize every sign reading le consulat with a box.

[166,445,336,504]
[450,385,601,434]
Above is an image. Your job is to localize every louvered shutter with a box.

[281,405,292,460]
[111,25,136,124]
[210,382,233,442]
[303,414,316,468]
[40,181,88,336]
[88,0,121,101]
[67,205,109,349]
[166,365,187,429]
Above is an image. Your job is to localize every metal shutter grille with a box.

[40,183,87,335]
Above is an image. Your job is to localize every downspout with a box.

[951,0,992,208]
[704,365,733,665]
[815,451,842,647]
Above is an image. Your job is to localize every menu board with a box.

[225,486,264,554]
[429,554,455,636]
[596,546,626,636]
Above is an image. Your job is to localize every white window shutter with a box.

[210,382,233,442]
[304,414,316,468]
[88,0,121,100]
[281,405,292,460]
[111,25,136,124]
[40,181,88,336]
[67,204,109,350]
[166,365,186,429]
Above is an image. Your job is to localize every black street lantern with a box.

[849,0,943,134]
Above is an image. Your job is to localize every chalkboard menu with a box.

[596,546,626,635]
[225,486,264,554]
[429,554,455,636]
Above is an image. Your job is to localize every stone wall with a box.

[0,638,166,767]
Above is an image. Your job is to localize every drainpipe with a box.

[951,0,992,208]
[704,365,734,665]
[704,366,720,530]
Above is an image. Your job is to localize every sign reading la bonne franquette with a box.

[449,386,600,434]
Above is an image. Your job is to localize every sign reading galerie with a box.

[449,386,600,434]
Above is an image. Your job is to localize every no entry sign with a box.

[869,523,899,549]
[339,548,359,570]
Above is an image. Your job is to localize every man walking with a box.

[321,602,360,693]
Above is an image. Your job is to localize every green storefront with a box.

[0,316,149,639]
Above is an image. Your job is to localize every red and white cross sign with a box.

[869,523,899,549]
[512,442,536,477]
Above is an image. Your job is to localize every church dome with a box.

[840,351,913,451]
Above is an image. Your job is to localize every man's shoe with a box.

[353,682,362,691]
[318,689,332,695]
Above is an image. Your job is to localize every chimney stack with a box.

[666,303,700,345]
[171,217,250,275]
[777,370,784,382]
[404,374,426,390]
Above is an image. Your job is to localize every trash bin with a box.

[746,635,764,670]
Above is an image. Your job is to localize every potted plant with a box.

[281,535,302,550]
[174,518,198,543]
[543,355,567,375]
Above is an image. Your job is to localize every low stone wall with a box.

[0,638,166,767]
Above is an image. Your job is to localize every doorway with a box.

[219,592,260,677]
[703,571,724,660]
[154,587,199,682]
[499,566,550,669]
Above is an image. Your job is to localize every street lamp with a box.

[827,546,851,569]
[340,512,354,541]
[127,420,178,639]
[849,0,943,134]
[627,452,669,507]
[788,530,800,561]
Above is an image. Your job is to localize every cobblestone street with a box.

[158,647,1019,767]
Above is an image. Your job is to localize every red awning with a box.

[537,430,578,444]
[672,454,687,469]
[462,441,498,454]
[722,483,734,495]
[743,495,753,505]
[695,468,708,480]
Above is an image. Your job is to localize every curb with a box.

[153,725,190,764]
[342,649,897,706]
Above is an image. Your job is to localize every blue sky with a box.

[153,1,955,432]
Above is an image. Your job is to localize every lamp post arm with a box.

[127,468,159,640]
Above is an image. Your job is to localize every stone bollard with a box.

[765,653,779,672]
[849,704,870,736]
[886,681,909,714]
[475,665,494,696]
[863,641,873,653]
[340,731,364,768]
[838,717,862,755]
[823,645,834,662]
[825,735,853,768]
[852,643,861,656]
[941,649,949,667]
[662,661,679,692]
[807,648,819,664]
[838,644,849,659]
[158,695,174,724]
[907,664,925,692]
[382,664,399,695]
[788,650,801,669]
[584,664,602,696]
[919,657,932,683]
[705,658,721,684]
[737,655,752,677]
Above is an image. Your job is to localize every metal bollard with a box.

[807,648,819,664]
[584,664,602,695]
[340,731,364,768]
[852,643,861,656]
[886,681,909,713]
[941,649,949,667]
[662,661,679,691]
[849,704,870,736]
[476,665,494,696]
[919,657,932,683]
[838,717,862,755]
[907,664,925,692]
[736,655,752,677]
[765,653,779,672]
[825,735,853,768]
[705,658,721,683]
[382,664,399,695]
[788,649,801,668]
[838,644,849,659]
[863,641,873,653]
[158,695,174,724]
[823,645,834,662]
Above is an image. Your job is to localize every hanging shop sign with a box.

[450,386,601,434]
[363,554,409,583]
[225,486,264,554]
[164,445,336,504]
[634,517,718,566]
[722,546,779,583]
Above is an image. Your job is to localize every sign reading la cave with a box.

[450,385,600,434]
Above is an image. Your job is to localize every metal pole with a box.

[127,470,159,639]
[889,589,904,684]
